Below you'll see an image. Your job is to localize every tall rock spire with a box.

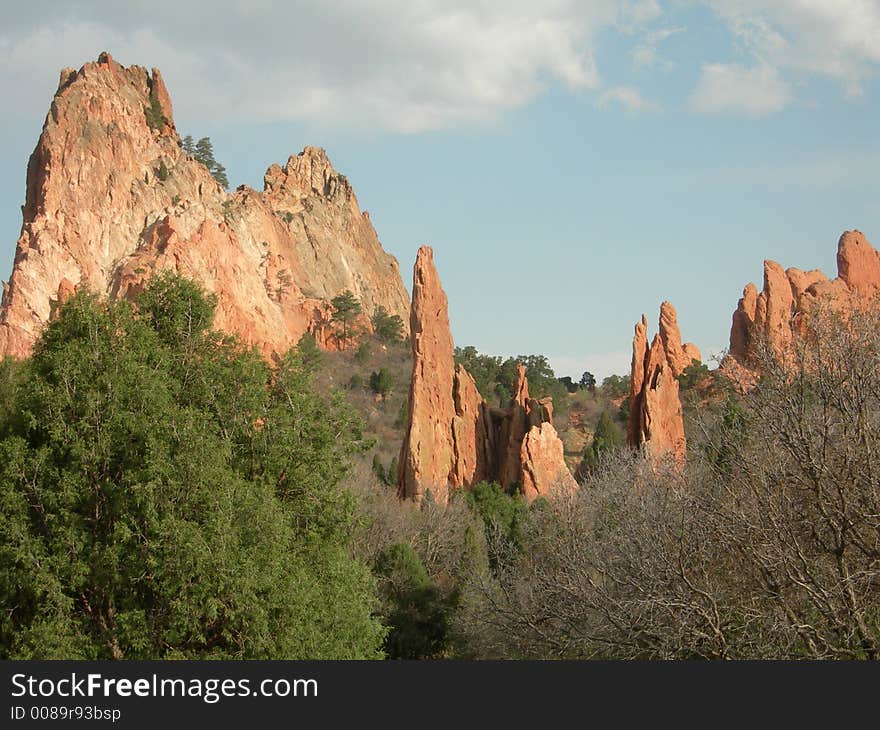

[397,246,457,505]
[397,246,576,505]
[629,304,690,466]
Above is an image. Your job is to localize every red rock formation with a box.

[727,230,880,369]
[497,365,532,489]
[397,247,575,504]
[659,300,702,378]
[398,246,457,506]
[450,364,495,489]
[0,53,409,360]
[520,423,579,503]
[628,314,649,448]
[629,305,688,466]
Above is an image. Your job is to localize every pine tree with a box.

[185,136,229,190]
[0,274,384,659]
[371,306,404,343]
[331,291,362,349]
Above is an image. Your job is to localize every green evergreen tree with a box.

[369,369,394,400]
[355,341,371,365]
[144,90,168,132]
[0,275,384,659]
[580,410,625,473]
[187,136,229,189]
[374,544,456,659]
[331,291,362,349]
[464,482,529,558]
[295,331,323,373]
[371,306,404,344]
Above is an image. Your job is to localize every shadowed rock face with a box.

[397,247,575,505]
[629,304,689,467]
[0,53,409,359]
[727,230,880,370]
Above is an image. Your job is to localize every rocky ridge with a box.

[728,230,880,370]
[0,53,409,359]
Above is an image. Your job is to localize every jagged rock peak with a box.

[658,300,702,378]
[264,146,354,202]
[0,53,409,359]
[397,247,575,505]
[726,229,880,370]
[629,304,688,467]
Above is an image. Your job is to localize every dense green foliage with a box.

[369,368,395,400]
[463,482,528,555]
[182,135,229,189]
[600,374,630,398]
[294,331,323,373]
[355,341,372,365]
[579,410,625,472]
[0,274,384,659]
[453,347,568,406]
[371,306,405,344]
[331,290,362,349]
[678,359,711,390]
[374,544,456,659]
[144,90,167,132]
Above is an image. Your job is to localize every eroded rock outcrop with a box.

[397,246,458,505]
[727,230,880,370]
[397,246,575,505]
[629,305,689,466]
[520,422,577,503]
[0,53,409,359]
[658,301,701,378]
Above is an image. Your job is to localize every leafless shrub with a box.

[458,305,880,659]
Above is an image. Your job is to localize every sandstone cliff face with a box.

[397,247,575,505]
[727,230,880,369]
[0,53,409,359]
[629,304,688,466]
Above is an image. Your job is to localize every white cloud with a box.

[598,85,658,112]
[699,1,880,95]
[4,2,879,130]
[631,25,685,69]
[690,62,792,116]
[0,1,657,133]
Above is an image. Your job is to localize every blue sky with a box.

[2,1,879,379]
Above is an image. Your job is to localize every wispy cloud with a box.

[598,85,658,112]
[631,25,685,69]
[0,1,651,133]
[690,62,792,116]
[698,1,880,97]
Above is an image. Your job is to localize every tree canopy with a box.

[182,135,229,189]
[331,290,362,349]
[371,306,405,344]
[0,274,384,659]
